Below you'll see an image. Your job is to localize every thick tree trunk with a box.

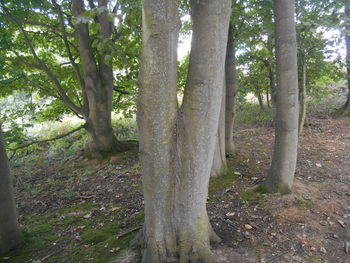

[211,82,227,177]
[225,25,238,155]
[73,0,118,156]
[265,0,299,194]
[137,0,230,262]
[298,57,307,134]
[0,127,22,254]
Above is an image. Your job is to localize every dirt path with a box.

[212,117,350,263]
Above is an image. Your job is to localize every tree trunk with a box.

[0,127,22,254]
[298,56,307,134]
[264,0,299,194]
[339,0,350,116]
[225,24,238,155]
[267,34,277,106]
[73,0,118,157]
[211,82,227,177]
[257,91,265,110]
[137,0,231,261]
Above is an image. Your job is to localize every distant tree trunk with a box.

[73,0,119,157]
[135,0,231,261]
[256,91,265,110]
[267,34,277,106]
[265,0,299,194]
[0,127,22,254]
[225,24,238,155]
[266,89,270,108]
[338,0,350,116]
[211,82,228,177]
[298,53,307,134]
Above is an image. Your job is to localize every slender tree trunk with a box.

[266,89,270,108]
[256,91,265,110]
[267,34,277,106]
[339,0,350,116]
[136,0,230,261]
[0,127,22,254]
[265,0,299,194]
[73,0,118,157]
[225,24,238,155]
[211,82,227,177]
[298,55,307,134]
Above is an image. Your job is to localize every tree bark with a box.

[211,82,228,177]
[298,53,307,134]
[0,127,22,254]
[225,24,238,155]
[73,0,119,157]
[137,0,231,261]
[339,0,350,116]
[256,91,265,110]
[265,0,299,194]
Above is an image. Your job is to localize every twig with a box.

[9,124,86,160]
[41,248,64,261]
[117,226,142,239]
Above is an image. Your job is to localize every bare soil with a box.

[3,116,350,263]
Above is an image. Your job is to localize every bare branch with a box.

[9,124,86,160]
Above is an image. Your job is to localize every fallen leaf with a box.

[244,224,253,230]
[226,212,235,217]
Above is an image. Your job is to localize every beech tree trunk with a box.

[73,0,118,156]
[339,0,350,116]
[0,127,22,254]
[137,0,231,262]
[211,82,228,177]
[298,54,307,134]
[225,24,238,155]
[265,0,299,194]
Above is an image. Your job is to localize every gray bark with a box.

[0,127,22,254]
[339,0,350,116]
[298,54,307,134]
[265,0,299,194]
[137,0,231,261]
[211,82,227,177]
[225,24,238,155]
[73,0,118,156]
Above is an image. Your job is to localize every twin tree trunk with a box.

[137,0,231,262]
[0,127,22,254]
[73,0,118,156]
[265,0,299,193]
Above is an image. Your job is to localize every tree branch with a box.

[9,124,86,160]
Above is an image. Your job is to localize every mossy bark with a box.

[137,0,230,261]
[0,127,22,254]
[265,0,299,194]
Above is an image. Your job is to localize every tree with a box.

[339,0,350,116]
[0,126,22,254]
[264,0,299,193]
[135,0,231,261]
[0,0,141,156]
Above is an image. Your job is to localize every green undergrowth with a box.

[2,202,140,263]
[235,102,274,126]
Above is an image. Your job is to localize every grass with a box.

[235,103,275,127]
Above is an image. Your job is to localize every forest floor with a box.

[2,115,350,263]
